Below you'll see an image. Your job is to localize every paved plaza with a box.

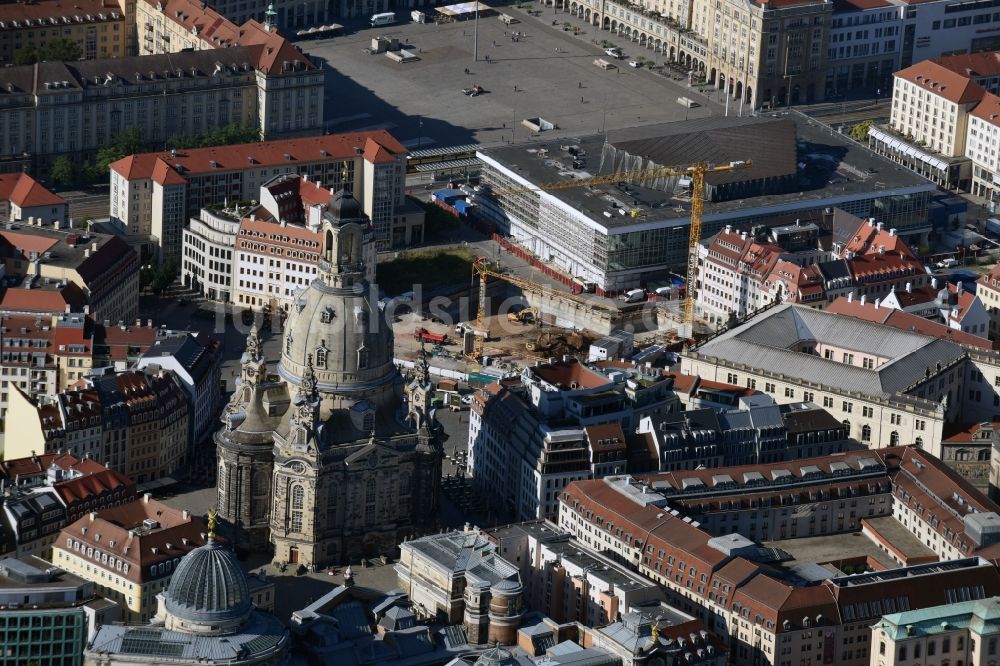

[301,5,728,148]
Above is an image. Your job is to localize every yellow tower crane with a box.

[482,160,752,334]
[470,257,614,362]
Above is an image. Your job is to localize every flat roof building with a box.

[475,115,935,294]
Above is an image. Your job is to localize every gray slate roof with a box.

[694,304,964,396]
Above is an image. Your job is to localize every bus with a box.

[370,12,396,26]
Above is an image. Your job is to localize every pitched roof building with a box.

[53,495,210,622]
[558,446,1000,666]
[115,130,419,262]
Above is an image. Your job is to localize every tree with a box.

[168,123,261,150]
[94,127,145,179]
[49,155,76,186]
[848,119,873,143]
[13,38,81,65]
[142,259,179,295]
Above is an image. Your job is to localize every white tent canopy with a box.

[436,1,490,17]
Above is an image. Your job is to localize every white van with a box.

[621,288,646,303]
[370,12,396,26]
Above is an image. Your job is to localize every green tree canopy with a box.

[168,124,261,150]
[848,119,874,143]
[14,38,82,65]
[49,155,76,186]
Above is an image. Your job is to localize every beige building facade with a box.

[563,0,830,108]
[0,0,128,65]
[0,41,322,166]
[53,497,209,623]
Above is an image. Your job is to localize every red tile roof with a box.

[528,358,610,390]
[0,229,59,256]
[934,51,1000,79]
[110,130,408,184]
[827,296,993,349]
[0,282,87,314]
[54,468,135,505]
[0,174,65,208]
[9,173,65,208]
[895,60,987,105]
[970,92,1000,127]
[58,498,209,583]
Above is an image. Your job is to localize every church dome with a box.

[277,203,395,397]
[327,189,362,221]
[162,540,252,630]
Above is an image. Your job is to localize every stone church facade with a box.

[215,189,441,568]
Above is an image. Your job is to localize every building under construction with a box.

[474,114,935,293]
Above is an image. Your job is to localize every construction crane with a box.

[483,160,752,329]
[469,257,612,362]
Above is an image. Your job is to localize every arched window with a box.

[363,411,375,433]
[253,471,268,495]
[325,230,333,262]
[861,425,871,442]
[915,437,923,449]
[366,479,376,504]
[358,347,369,370]
[400,472,411,496]
[842,420,851,436]
[315,346,328,369]
[890,431,899,446]
[291,485,304,510]
[981,448,992,461]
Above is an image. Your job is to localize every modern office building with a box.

[476,115,934,293]
[0,555,118,666]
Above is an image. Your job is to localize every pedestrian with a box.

[492,39,496,47]
[581,95,584,103]
[513,84,517,91]
[578,81,582,88]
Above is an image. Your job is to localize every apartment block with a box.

[488,521,664,627]
[558,446,1000,666]
[0,452,136,559]
[0,42,323,167]
[468,358,679,521]
[114,130,417,261]
[871,52,1000,192]
[0,224,140,325]
[638,401,851,471]
[6,366,192,483]
[53,496,209,623]
[0,0,128,65]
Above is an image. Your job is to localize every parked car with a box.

[604,47,624,59]
[628,59,641,68]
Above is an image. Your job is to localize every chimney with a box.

[889,228,897,236]
[847,292,854,303]
[89,511,97,521]
[874,298,881,309]
[182,509,190,519]
[868,218,875,227]
[143,492,151,503]
[876,222,883,232]
[932,277,939,289]
[906,282,912,293]
[860,294,867,305]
